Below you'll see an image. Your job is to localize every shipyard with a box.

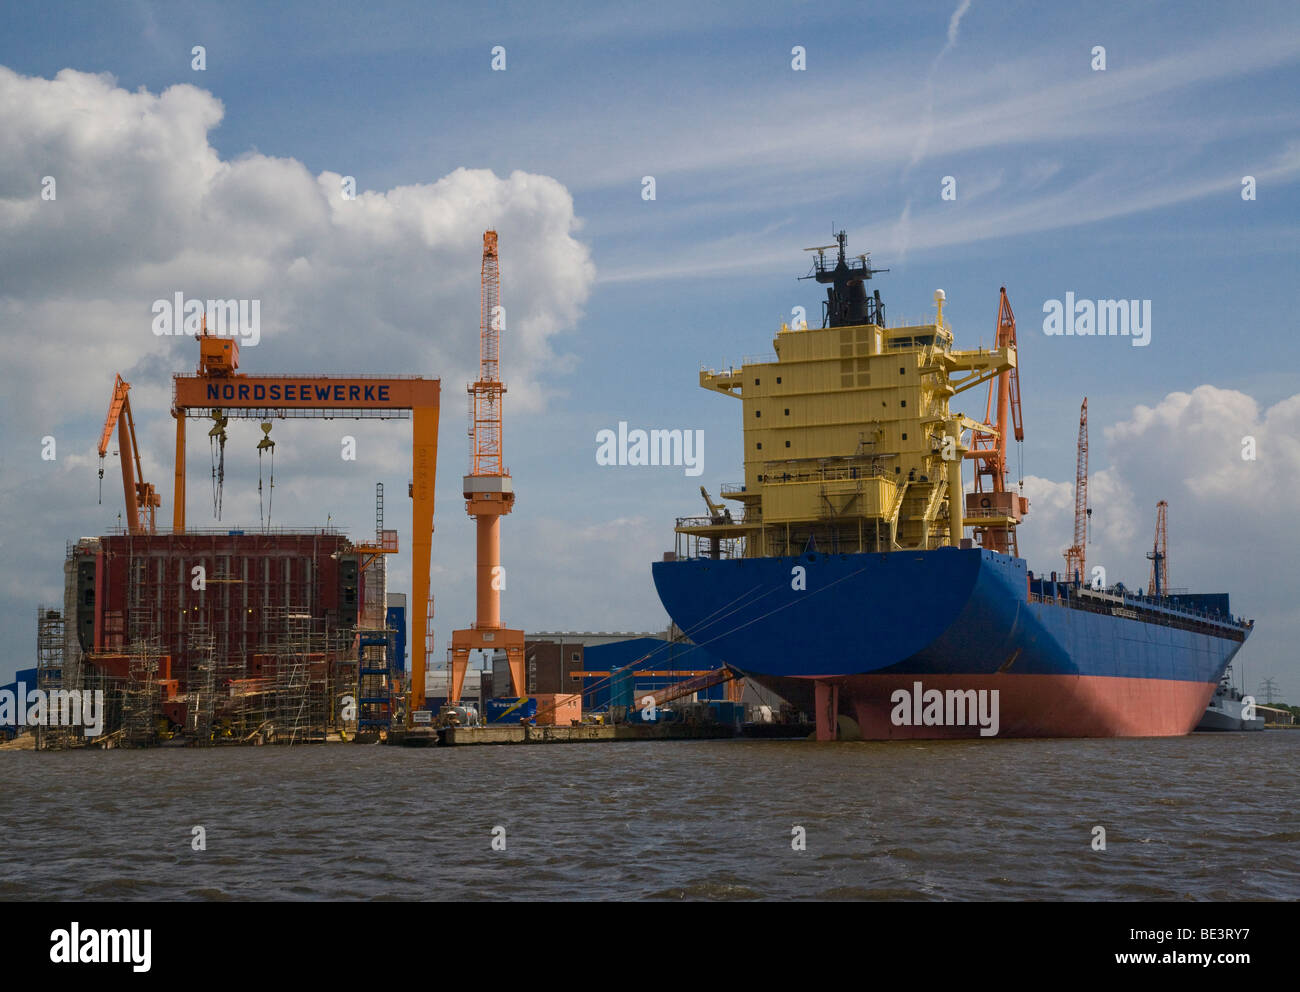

[4,230,1269,748]
[1,1,1297,941]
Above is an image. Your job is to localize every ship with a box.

[651,233,1253,740]
[1195,667,1265,732]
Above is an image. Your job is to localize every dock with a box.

[386,722,813,746]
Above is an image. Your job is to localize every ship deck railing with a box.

[1029,587,1250,641]
[675,514,751,530]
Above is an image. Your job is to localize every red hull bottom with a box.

[804,674,1218,740]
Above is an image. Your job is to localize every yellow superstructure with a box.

[676,236,1021,560]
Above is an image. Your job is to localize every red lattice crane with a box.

[97,374,160,534]
[966,287,1027,555]
[1064,398,1089,584]
[448,231,526,705]
[1146,500,1169,597]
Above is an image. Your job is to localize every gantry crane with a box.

[97,374,160,534]
[1146,500,1168,597]
[448,231,526,705]
[170,318,441,710]
[967,288,1027,555]
[1064,398,1089,584]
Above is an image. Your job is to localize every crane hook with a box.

[257,422,275,529]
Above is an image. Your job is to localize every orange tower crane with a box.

[448,231,526,705]
[97,374,160,534]
[1064,398,1089,584]
[967,288,1027,554]
[1146,500,1169,597]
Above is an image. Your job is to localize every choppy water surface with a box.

[2,733,1297,900]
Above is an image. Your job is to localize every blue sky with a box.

[1,0,1297,698]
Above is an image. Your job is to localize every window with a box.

[902,433,908,440]
[776,376,782,384]
[754,378,760,385]
[756,442,763,450]
[785,440,791,447]
[900,367,906,375]
[755,410,761,418]
[901,399,907,407]
[784,408,789,415]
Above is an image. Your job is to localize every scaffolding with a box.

[60,531,365,747]
[121,637,163,747]
[35,607,75,751]
[357,626,397,735]
[187,620,218,744]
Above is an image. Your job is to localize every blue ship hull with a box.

[652,548,1251,738]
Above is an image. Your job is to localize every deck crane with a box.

[967,288,1027,555]
[448,231,527,706]
[1146,500,1168,597]
[97,374,160,534]
[1064,398,1089,584]
[698,486,732,559]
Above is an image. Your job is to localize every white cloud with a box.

[1016,386,1299,697]
[0,66,595,676]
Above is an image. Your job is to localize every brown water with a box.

[2,733,1297,900]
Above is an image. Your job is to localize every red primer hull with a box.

[810,674,1219,740]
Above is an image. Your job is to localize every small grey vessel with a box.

[1195,667,1265,732]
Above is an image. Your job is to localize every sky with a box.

[0,0,1296,701]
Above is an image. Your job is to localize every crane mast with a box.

[448,230,526,707]
[1147,500,1169,597]
[471,232,505,476]
[1064,398,1089,584]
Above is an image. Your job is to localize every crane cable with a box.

[208,410,228,520]
[257,422,275,530]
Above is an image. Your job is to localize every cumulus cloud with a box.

[0,66,594,430]
[0,66,595,677]
[1016,386,1298,695]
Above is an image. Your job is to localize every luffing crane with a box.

[1146,500,1169,597]
[967,287,1027,555]
[1063,398,1089,584]
[97,374,160,534]
[448,231,527,705]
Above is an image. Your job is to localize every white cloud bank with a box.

[0,66,595,675]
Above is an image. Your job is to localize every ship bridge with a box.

[676,239,1018,560]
